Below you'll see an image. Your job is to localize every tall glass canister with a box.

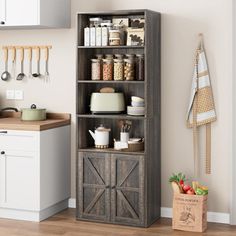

[91,59,101,80]
[136,54,145,81]
[114,59,124,81]
[124,58,135,80]
[102,58,113,80]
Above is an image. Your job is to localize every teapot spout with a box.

[89,130,96,140]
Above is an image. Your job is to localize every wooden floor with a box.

[0,209,236,236]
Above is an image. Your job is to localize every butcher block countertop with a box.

[0,112,71,131]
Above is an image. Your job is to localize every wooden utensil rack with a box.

[2,45,52,50]
[1,45,52,81]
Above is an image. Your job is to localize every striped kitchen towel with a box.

[186,38,216,175]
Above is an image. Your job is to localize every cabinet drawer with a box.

[0,130,39,151]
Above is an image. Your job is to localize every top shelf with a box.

[77,46,145,49]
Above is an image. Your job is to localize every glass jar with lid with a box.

[136,54,145,81]
[105,54,114,59]
[91,59,102,80]
[124,59,135,81]
[102,59,113,80]
[95,54,103,60]
[114,59,124,81]
[113,24,126,45]
[115,54,124,59]
[109,25,122,46]
[109,37,120,46]
[125,54,135,60]
[109,29,120,39]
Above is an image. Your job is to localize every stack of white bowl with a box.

[127,96,145,116]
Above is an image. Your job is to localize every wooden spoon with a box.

[32,47,41,78]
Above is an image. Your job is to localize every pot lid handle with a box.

[31,104,37,109]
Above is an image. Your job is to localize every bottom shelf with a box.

[78,147,145,155]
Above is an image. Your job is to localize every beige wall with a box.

[0,0,232,213]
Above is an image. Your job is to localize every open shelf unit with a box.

[76,9,161,227]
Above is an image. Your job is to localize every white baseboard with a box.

[68,198,230,224]
[68,198,76,208]
[0,199,68,222]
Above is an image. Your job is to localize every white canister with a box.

[101,27,108,46]
[120,132,129,143]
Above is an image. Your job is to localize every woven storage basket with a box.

[125,141,144,152]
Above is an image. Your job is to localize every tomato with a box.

[187,189,195,195]
[183,185,191,192]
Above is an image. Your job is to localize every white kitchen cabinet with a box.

[0,0,70,29]
[0,126,71,222]
[0,150,39,211]
[0,0,6,24]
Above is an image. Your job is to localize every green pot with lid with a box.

[21,104,46,121]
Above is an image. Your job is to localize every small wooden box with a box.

[172,193,207,233]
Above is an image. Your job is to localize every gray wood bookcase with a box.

[76,9,161,227]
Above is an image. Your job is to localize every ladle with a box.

[16,47,26,81]
[1,48,11,81]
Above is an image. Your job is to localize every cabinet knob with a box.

[1,151,5,155]
[0,21,5,25]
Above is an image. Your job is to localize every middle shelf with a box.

[78,80,145,84]
[78,116,145,150]
[77,114,146,120]
[78,147,145,155]
[77,82,145,114]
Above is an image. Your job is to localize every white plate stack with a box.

[127,96,145,116]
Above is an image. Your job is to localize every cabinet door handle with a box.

[0,21,5,25]
[111,186,116,189]
[105,185,110,189]
[0,131,7,134]
[1,151,5,155]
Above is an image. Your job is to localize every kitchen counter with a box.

[0,112,71,222]
[0,112,71,131]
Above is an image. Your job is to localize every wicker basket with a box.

[125,141,144,152]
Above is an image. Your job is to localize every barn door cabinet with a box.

[76,9,161,227]
[78,152,144,226]
[0,0,70,29]
[77,152,110,222]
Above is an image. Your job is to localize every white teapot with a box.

[89,125,111,149]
